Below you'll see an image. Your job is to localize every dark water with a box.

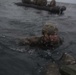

[0,0,76,75]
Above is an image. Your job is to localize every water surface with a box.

[0,0,76,75]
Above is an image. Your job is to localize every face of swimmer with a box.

[43,32,60,43]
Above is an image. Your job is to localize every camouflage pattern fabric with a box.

[19,23,62,49]
[22,0,31,4]
[60,53,76,65]
[33,0,37,4]
[49,0,56,7]
[42,23,58,35]
[33,0,47,6]
[19,35,62,49]
[41,62,61,75]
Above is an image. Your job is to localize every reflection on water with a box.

[0,0,76,75]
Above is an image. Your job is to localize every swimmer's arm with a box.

[18,36,40,46]
[18,37,30,45]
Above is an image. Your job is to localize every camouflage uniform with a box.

[49,0,56,7]
[19,23,62,49]
[22,0,31,4]
[19,36,62,49]
[42,23,58,35]
[40,52,76,75]
[60,53,76,65]
[41,62,61,75]
[33,0,47,6]
[19,23,76,75]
